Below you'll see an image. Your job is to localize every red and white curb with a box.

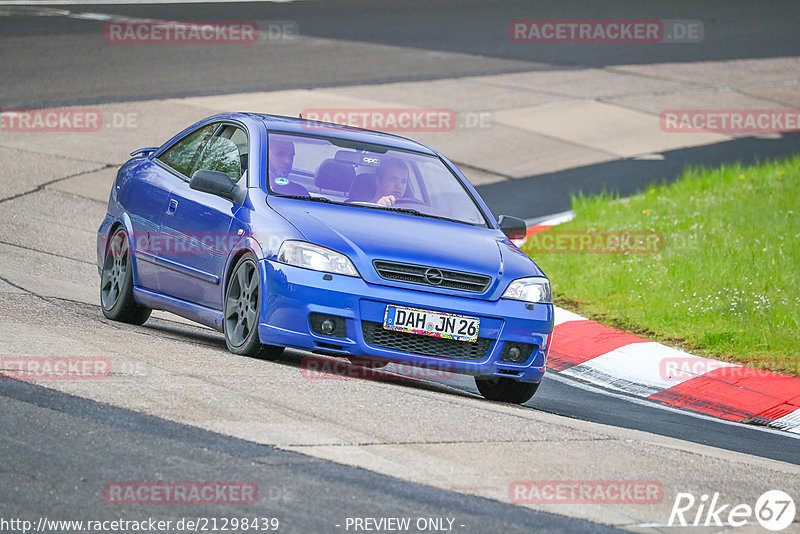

[521,213,800,434]
[548,308,800,434]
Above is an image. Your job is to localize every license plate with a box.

[382,305,480,342]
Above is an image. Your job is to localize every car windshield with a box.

[266,132,488,226]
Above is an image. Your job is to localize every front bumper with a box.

[258,260,552,383]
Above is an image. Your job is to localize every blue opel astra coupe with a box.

[97,113,553,403]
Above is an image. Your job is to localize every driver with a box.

[268,139,295,181]
[268,138,311,197]
[372,158,409,206]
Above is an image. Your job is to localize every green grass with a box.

[522,156,800,375]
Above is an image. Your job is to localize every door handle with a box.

[167,199,178,214]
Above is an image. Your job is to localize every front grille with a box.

[373,260,491,293]
[361,321,493,360]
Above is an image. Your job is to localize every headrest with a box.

[314,159,356,192]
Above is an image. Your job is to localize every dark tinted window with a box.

[157,124,216,178]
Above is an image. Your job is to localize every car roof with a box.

[248,113,438,155]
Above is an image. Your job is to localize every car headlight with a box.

[502,276,552,304]
[277,241,359,277]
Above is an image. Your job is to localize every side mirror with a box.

[190,170,237,201]
[497,215,527,240]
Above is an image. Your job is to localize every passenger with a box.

[372,158,409,206]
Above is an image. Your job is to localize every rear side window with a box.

[157,124,215,178]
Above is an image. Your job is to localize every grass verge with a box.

[522,155,800,376]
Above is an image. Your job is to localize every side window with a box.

[157,124,215,178]
[193,125,247,184]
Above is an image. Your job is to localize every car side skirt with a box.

[133,286,223,331]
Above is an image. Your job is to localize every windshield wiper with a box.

[383,206,424,216]
[279,196,480,226]
[383,207,484,226]
[383,206,458,222]
[280,195,335,204]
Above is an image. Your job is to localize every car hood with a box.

[267,196,544,299]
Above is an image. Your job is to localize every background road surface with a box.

[1,1,799,531]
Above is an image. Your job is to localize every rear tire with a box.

[224,254,284,360]
[100,227,151,325]
[475,376,540,404]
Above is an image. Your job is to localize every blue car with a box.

[97,113,553,403]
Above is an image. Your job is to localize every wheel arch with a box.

[221,238,263,303]
[105,214,142,287]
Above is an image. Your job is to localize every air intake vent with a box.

[361,321,493,360]
[373,260,491,293]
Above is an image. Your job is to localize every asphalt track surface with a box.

[2,1,800,219]
[2,0,800,108]
[1,378,622,534]
[2,1,800,531]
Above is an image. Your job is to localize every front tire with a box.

[475,376,540,404]
[224,254,283,360]
[100,227,151,325]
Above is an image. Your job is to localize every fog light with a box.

[310,313,347,339]
[499,341,537,364]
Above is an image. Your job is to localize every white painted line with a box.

[68,12,156,21]
[545,372,800,440]
[517,211,574,247]
[525,210,575,227]
[563,342,739,397]
[553,306,587,326]
[632,153,665,161]
[3,0,295,5]
[770,408,800,434]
